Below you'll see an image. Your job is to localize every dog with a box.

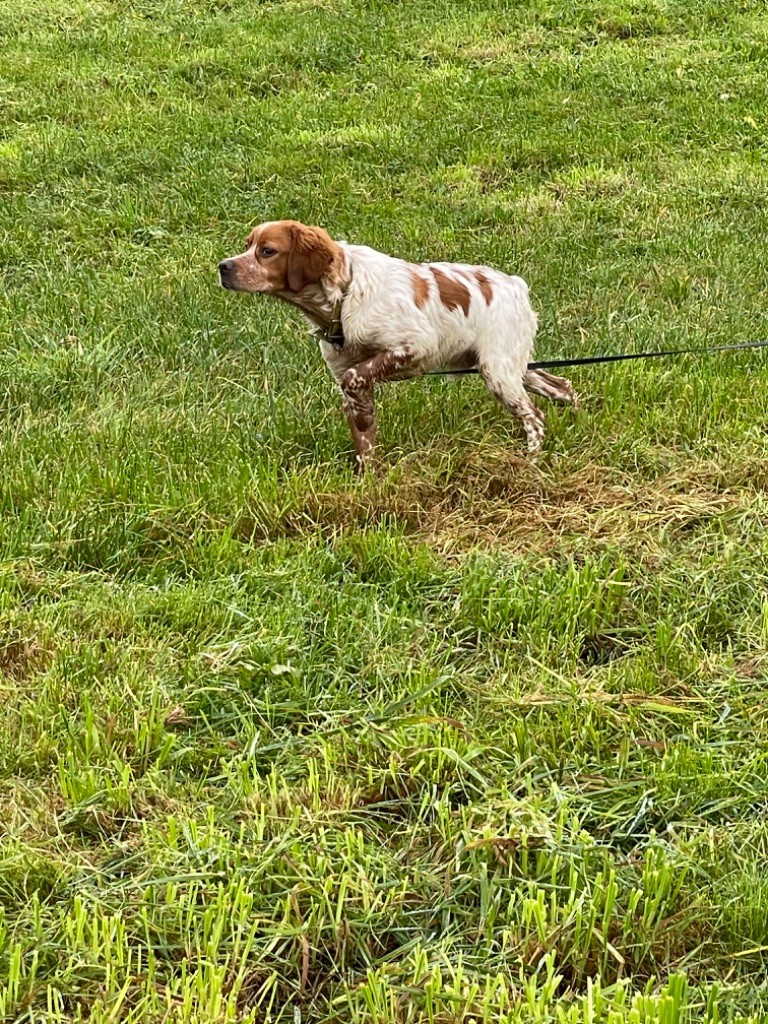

[219,220,577,471]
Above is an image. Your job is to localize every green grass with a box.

[2,0,768,1020]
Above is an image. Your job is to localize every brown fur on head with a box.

[218,220,345,301]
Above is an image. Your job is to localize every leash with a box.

[426,338,768,375]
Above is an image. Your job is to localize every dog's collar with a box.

[317,257,351,349]
[321,297,345,349]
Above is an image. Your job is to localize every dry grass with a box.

[266,452,755,556]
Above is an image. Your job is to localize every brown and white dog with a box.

[219,220,577,471]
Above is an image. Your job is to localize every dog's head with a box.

[218,220,343,296]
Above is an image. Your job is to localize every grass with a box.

[2,0,768,1019]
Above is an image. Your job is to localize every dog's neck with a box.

[277,246,351,330]
[278,284,337,328]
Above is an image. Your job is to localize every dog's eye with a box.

[260,246,277,257]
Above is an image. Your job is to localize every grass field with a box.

[2,0,768,1020]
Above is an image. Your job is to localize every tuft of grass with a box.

[2,0,768,1021]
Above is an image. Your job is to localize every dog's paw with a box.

[353,453,375,476]
[352,442,380,476]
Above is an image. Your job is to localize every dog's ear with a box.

[286,224,336,292]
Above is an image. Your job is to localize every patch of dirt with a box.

[578,629,644,666]
[246,450,750,556]
[0,635,50,680]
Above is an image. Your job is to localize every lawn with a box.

[2,0,768,1020]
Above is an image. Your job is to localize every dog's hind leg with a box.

[524,368,579,409]
[481,368,546,453]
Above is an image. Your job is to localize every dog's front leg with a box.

[342,387,377,473]
[339,350,415,473]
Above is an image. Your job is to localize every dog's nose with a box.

[218,259,234,276]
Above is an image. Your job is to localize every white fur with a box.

[312,243,573,454]
[321,244,536,380]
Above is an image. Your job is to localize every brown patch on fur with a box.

[283,222,339,293]
[341,350,414,392]
[410,270,430,309]
[474,269,494,305]
[429,267,471,315]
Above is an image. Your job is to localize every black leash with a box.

[427,339,768,376]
